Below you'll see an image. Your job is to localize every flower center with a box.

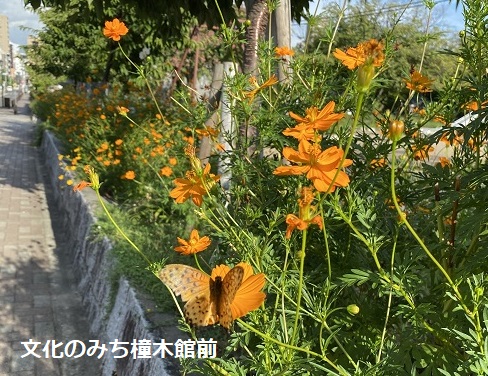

[307,143,321,164]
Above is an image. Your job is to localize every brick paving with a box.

[0,98,101,375]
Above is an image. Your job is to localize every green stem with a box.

[122,114,151,134]
[335,203,445,336]
[318,198,332,282]
[320,91,365,201]
[418,5,433,74]
[377,228,398,363]
[193,253,203,272]
[390,139,472,317]
[326,0,347,58]
[237,320,346,375]
[304,0,322,54]
[117,43,166,122]
[335,204,385,276]
[95,189,152,265]
[290,228,307,349]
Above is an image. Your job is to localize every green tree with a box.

[308,0,460,109]
[26,5,107,87]
[25,0,203,87]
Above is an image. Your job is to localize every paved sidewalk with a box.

[0,98,101,375]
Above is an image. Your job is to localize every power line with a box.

[298,0,451,23]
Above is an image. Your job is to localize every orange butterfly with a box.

[158,262,265,329]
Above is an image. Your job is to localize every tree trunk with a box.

[190,46,200,103]
[272,0,292,83]
[243,0,269,75]
[103,44,117,83]
[218,62,237,191]
[198,63,224,164]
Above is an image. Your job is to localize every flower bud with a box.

[397,211,407,223]
[388,120,404,141]
[475,286,484,299]
[347,304,360,315]
[357,64,375,93]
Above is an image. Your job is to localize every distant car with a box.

[6,86,12,92]
[48,84,63,92]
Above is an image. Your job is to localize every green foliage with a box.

[30,0,488,374]
[25,0,312,35]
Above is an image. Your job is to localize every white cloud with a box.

[0,0,44,45]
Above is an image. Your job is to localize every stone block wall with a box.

[40,131,179,376]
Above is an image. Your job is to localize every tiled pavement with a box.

[0,98,101,375]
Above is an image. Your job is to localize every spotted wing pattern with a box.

[159,264,245,328]
[159,264,217,327]
[218,265,244,329]
[158,264,209,301]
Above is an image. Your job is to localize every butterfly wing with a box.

[159,264,218,327]
[184,294,218,327]
[218,265,244,329]
[230,262,266,320]
[158,264,209,302]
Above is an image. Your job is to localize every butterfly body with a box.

[159,264,249,329]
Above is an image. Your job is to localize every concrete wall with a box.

[40,131,180,376]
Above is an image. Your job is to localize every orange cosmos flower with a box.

[275,46,295,57]
[282,123,319,141]
[404,71,433,93]
[103,18,129,41]
[434,116,447,125]
[286,215,322,239]
[333,39,384,70]
[467,137,478,151]
[169,163,220,206]
[370,158,386,169]
[462,100,488,111]
[285,187,323,239]
[243,75,278,102]
[439,132,462,146]
[160,166,173,177]
[117,106,129,116]
[288,101,344,132]
[273,140,352,192]
[183,136,195,145]
[437,157,451,168]
[195,126,219,138]
[411,144,434,161]
[174,229,211,255]
[122,170,136,180]
[210,262,266,320]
